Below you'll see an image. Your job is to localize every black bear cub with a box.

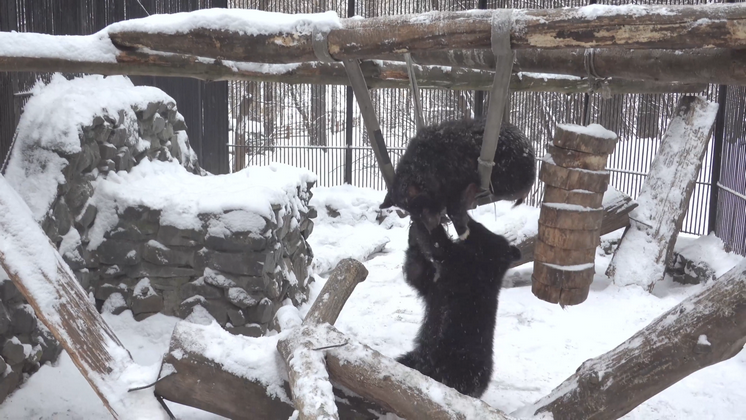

[398,215,521,398]
[380,118,535,240]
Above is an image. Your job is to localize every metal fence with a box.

[0,0,230,175]
[227,0,746,254]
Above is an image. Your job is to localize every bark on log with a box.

[540,162,611,193]
[0,47,708,94]
[108,4,746,63]
[524,259,746,420]
[276,258,369,420]
[399,48,746,86]
[509,187,637,268]
[0,176,167,419]
[155,322,379,420]
[606,96,718,291]
[322,323,514,420]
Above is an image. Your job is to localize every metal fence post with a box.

[344,0,355,185]
[708,84,727,234]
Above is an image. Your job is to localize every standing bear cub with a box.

[398,215,521,398]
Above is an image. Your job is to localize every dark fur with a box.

[380,118,536,238]
[398,217,521,398]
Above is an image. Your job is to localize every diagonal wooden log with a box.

[521,259,746,420]
[606,96,718,291]
[510,186,637,268]
[276,259,369,420]
[0,175,168,420]
[107,4,746,63]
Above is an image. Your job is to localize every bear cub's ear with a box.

[509,245,522,262]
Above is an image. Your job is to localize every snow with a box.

[557,123,618,141]
[676,232,742,278]
[2,178,745,418]
[3,75,174,222]
[107,8,341,36]
[0,31,118,62]
[88,159,315,249]
[698,335,711,347]
[542,202,598,212]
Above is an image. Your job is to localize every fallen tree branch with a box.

[0,175,168,419]
[521,259,746,420]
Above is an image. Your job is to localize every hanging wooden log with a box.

[0,46,707,94]
[0,176,168,420]
[533,124,618,306]
[606,96,718,291]
[107,4,746,63]
[510,186,636,268]
[525,259,746,420]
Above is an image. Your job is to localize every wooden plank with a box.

[0,175,167,420]
[606,96,718,290]
[527,260,746,420]
[538,223,601,250]
[534,239,598,266]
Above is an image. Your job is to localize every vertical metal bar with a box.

[708,84,727,233]
[343,0,354,185]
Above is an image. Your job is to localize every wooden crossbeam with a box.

[107,4,746,63]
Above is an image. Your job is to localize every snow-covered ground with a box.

[2,185,745,419]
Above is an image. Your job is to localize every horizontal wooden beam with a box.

[107,4,746,64]
[397,48,746,86]
[0,49,706,94]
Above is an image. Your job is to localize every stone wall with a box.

[0,274,62,403]
[1,76,315,402]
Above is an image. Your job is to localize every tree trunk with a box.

[606,96,718,290]
[107,4,746,62]
[523,259,746,420]
[0,175,167,420]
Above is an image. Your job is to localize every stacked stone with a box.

[0,275,62,404]
[42,100,200,249]
[86,195,315,337]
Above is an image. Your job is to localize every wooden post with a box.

[533,124,618,306]
[606,96,718,291]
[0,175,168,420]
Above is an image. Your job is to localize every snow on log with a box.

[0,175,168,420]
[106,4,746,63]
[276,259,369,420]
[533,124,618,306]
[322,323,514,420]
[510,186,637,268]
[606,96,718,291]
[520,259,746,420]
